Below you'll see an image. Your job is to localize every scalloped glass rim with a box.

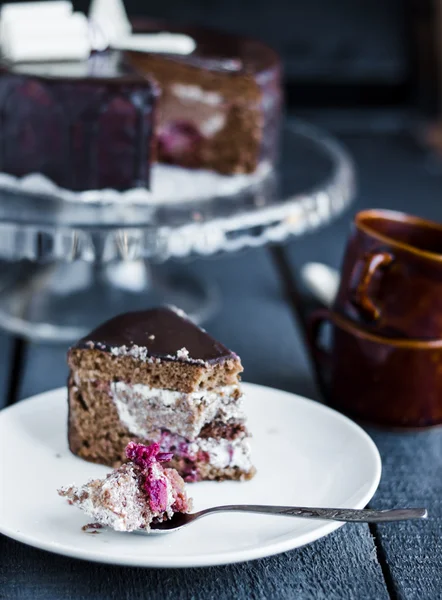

[0,121,356,262]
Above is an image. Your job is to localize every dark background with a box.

[73,0,413,110]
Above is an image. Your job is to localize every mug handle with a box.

[307,308,333,400]
[350,251,394,321]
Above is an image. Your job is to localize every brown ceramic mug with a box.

[334,209,442,340]
[309,308,442,428]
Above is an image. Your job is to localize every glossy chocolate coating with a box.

[0,50,157,191]
[75,307,236,364]
[131,18,280,76]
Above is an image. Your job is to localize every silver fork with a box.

[146,505,428,534]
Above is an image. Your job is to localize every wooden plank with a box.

[369,430,442,600]
[18,340,68,400]
[283,132,442,599]
[2,249,388,600]
[0,333,14,408]
[190,251,319,400]
[0,525,388,600]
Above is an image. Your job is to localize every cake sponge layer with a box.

[68,348,242,394]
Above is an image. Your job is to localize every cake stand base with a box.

[0,261,218,342]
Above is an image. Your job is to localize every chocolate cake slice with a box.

[68,306,255,482]
[59,441,192,532]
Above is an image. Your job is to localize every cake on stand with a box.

[0,2,352,341]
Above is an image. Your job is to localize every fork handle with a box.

[198,505,428,523]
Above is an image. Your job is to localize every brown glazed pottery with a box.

[309,308,442,428]
[334,209,442,340]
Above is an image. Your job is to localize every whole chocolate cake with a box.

[0,16,282,192]
[67,306,255,482]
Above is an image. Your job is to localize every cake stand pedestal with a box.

[0,121,355,342]
[0,260,219,342]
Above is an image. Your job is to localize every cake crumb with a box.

[148,335,155,340]
[177,347,190,360]
[82,523,103,534]
[61,443,193,532]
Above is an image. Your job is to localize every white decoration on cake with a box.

[88,0,131,47]
[0,1,91,62]
[2,12,91,63]
[0,1,72,28]
[0,0,196,63]
[11,51,121,77]
[89,0,196,55]
[113,33,196,56]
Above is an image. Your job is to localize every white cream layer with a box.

[171,83,223,106]
[159,430,253,472]
[197,437,251,470]
[110,382,244,441]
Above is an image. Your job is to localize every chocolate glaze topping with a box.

[131,18,280,76]
[2,19,279,81]
[75,307,237,364]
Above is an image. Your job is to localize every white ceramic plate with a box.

[0,383,381,568]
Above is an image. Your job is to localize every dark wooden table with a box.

[1,131,441,600]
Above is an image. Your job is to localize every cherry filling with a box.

[144,475,168,513]
[126,442,174,513]
[126,441,173,468]
[156,432,212,482]
[157,120,202,161]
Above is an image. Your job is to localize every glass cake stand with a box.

[0,120,355,342]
